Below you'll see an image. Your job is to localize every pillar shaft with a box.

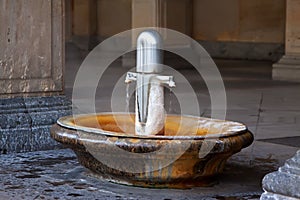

[0,0,64,97]
[131,0,192,45]
[0,0,72,153]
[123,0,193,67]
[273,0,300,82]
[72,0,98,50]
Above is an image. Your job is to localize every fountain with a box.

[51,30,253,188]
[125,30,175,136]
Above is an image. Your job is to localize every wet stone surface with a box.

[0,141,298,200]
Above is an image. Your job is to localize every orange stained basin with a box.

[51,113,253,188]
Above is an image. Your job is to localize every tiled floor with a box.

[1,43,299,199]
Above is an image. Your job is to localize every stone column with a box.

[0,0,71,153]
[0,0,64,96]
[131,0,192,43]
[72,0,98,50]
[123,0,193,67]
[65,0,73,42]
[273,0,300,82]
[132,0,166,30]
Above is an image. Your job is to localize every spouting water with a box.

[124,83,130,132]
[168,88,173,114]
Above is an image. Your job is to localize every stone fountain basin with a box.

[50,113,253,188]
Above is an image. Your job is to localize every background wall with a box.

[193,0,286,43]
[69,0,286,60]
[192,0,286,60]
[96,0,132,38]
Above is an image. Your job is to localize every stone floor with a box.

[1,43,300,199]
[0,143,297,200]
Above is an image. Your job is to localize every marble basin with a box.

[50,113,253,188]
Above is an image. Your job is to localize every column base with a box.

[0,96,72,154]
[273,55,300,82]
[261,150,300,200]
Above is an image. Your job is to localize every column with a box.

[65,0,73,42]
[273,0,300,82]
[132,0,192,43]
[0,0,71,153]
[123,0,193,67]
[72,0,98,50]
